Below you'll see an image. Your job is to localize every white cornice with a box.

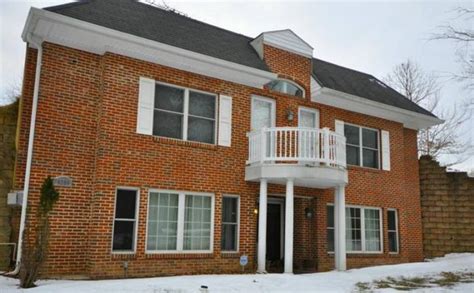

[22,8,277,89]
[251,29,314,59]
[312,87,443,130]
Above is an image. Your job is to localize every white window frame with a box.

[153,81,218,144]
[267,78,306,98]
[250,95,276,131]
[221,194,240,253]
[145,189,215,254]
[387,208,399,254]
[344,122,380,169]
[111,187,140,254]
[327,203,383,254]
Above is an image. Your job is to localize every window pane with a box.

[184,195,212,250]
[267,80,303,97]
[346,145,360,166]
[187,117,214,144]
[115,189,136,219]
[362,129,378,149]
[154,84,184,113]
[389,231,398,252]
[388,210,397,231]
[153,110,183,139]
[189,91,215,119]
[346,207,362,251]
[326,205,334,228]
[222,197,238,223]
[363,148,378,168]
[364,209,381,252]
[327,228,335,252]
[112,221,134,251]
[146,193,179,251]
[222,224,237,251]
[344,125,360,145]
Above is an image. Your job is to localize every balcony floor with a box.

[245,163,348,189]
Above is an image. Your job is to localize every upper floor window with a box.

[344,124,379,169]
[266,79,305,97]
[153,83,217,144]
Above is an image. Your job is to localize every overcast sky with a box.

[0,0,472,170]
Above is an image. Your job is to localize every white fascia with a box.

[312,87,443,130]
[22,8,277,89]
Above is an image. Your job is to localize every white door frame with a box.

[298,106,320,128]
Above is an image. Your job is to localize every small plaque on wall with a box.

[53,176,73,187]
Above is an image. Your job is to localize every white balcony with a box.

[245,127,348,188]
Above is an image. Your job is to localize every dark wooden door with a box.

[266,203,281,261]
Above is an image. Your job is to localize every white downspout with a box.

[7,34,43,275]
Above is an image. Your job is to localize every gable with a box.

[251,29,313,58]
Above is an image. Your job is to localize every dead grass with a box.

[353,270,474,292]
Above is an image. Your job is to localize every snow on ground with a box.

[1,253,473,292]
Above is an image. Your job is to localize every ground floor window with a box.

[221,195,239,252]
[327,205,383,253]
[112,188,139,253]
[387,209,399,253]
[146,190,214,253]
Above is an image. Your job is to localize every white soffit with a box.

[251,29,313,58]
[22,8,277,89]
[312,88,443,130]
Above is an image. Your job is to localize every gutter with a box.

[7,34,43,275]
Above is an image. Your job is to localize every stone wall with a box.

[420,156,474,258]
[0,101,18,270]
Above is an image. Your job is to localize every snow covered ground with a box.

[1,253,473,292]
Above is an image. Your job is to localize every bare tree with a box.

[431,7,474,89]
[1,81,21,105]
[385,60,473,165]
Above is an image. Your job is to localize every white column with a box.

[334,185,347,271]
[257,179,268,273]
[284,178,294,273]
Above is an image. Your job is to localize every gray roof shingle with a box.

[312,58,436,117]
[45,0,435,118]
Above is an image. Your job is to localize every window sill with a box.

[221,251,240,258]
[348,165,384,173]
[145,252,214,259]
[327,251,384,257]
[111,253,136,260]
[149,135,218,151]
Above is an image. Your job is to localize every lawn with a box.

[1,253,473,292]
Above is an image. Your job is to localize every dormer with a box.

[250,29,313,59]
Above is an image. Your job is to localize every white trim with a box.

[344,122,381,170]
[111,187,140,254]
[251,95,276,131]
[22,8,277,89]
[298,106,320,128]
[145,189,215,254]
[327,203,384,254]
[221,194,240,253]
[312,87,443,130]
[251,29,313,58]
[387,208,399,254]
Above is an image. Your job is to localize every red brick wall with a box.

[15,42,423,278]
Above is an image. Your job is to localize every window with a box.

[326,205,335,252]
[266,79,305,97]
[153,83,217,144]
[388,209,399,253]
[221,196,239,252]
[327,205,382,253]
[112,188,139,253]
[344,124,379,169]
[146,191,214,253]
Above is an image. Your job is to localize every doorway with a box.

[266,198,284,272]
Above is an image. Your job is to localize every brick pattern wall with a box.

[420,156,474,258]
[15,41,424,278]
[0,101,18,270]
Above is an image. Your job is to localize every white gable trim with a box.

[22,8,277,89]
[251,29,313,58]
[312,87,443,130]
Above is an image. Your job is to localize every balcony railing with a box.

[247,127,346,168]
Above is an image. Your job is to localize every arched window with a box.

[266,79,305,97]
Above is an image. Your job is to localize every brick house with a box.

[10,0,442,279]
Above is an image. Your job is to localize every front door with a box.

[266,200,284,272]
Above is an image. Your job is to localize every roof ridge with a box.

[133,0,254,41]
